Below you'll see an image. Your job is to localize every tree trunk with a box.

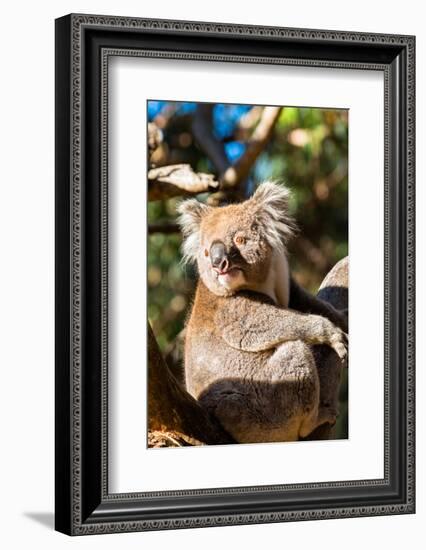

[148,324,235,447]
[302,256,349,441]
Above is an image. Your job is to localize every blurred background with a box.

[147,101,348,438]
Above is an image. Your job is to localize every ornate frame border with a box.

[55,14,415,535]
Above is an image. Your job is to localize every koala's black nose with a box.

[210,241,229,272]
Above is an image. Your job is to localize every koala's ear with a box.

[177,199,212,263]
[249,181,296,247]
[177,199,211,236]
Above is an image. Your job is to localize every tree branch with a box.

[221,106,282,189]
[148,122,163,155]
[148,164,219,201]
[192,105,283,205]
[192,104,230,176]
[148,223,180,234]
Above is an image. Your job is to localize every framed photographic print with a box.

[55,14,415,535]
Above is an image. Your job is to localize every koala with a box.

[177,181,348,443]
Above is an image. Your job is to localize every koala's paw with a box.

[329,329,348,366]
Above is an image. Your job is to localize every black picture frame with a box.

[55,13,415,535]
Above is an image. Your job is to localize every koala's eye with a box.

[204,249,209,257]
[234,235,246,246]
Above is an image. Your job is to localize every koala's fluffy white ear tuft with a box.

[177,199,212,263]
[249,181,296,248]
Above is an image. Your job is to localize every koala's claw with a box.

[330,331,348,365]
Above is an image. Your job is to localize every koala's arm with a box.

[289,277,348,333]
[216,293,347,361]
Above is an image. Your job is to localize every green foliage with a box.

[147,199,191,352]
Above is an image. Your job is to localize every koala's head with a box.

[177,181,295,297]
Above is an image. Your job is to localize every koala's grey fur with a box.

[178,181,348,443]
